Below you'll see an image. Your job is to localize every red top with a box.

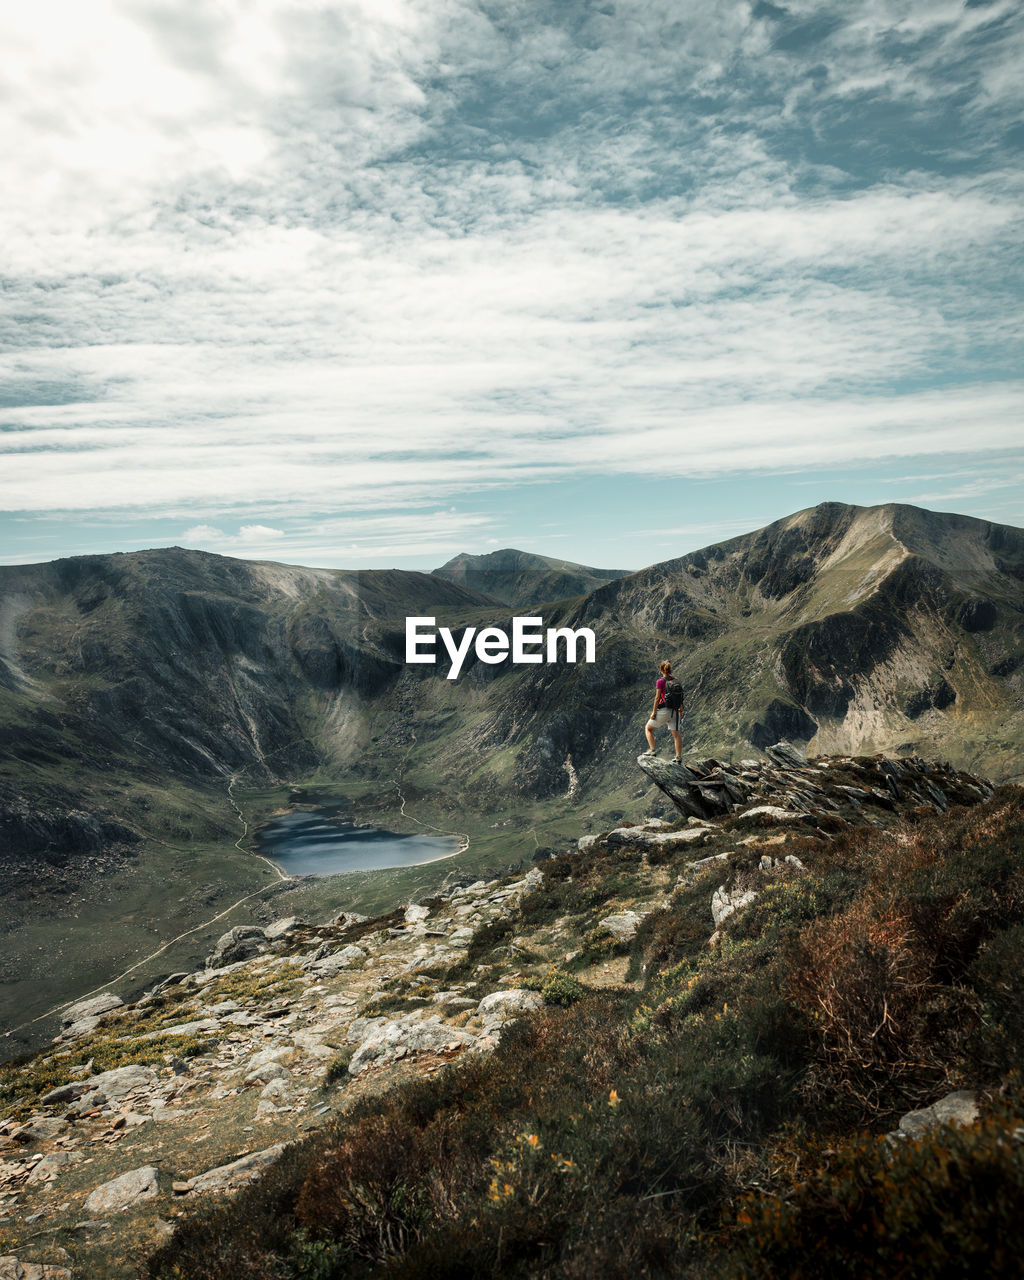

[655,677,666,705]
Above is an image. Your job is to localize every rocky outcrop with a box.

[205,926,268,970]
[636,743,993,826]
[348,1014,477,1075]
[58,992,125,1038]
[710,887,757,927]
[186,1144,286,1196]
[0,1258,73,1279]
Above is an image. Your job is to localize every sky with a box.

[1,0,1022,572]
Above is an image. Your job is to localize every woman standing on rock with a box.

[641,661,683,763]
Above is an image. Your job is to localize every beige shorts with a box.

[646,707,680,732]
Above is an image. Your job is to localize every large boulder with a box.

[711,886,757,927]
[476,989,544,1018]
[84,1165,161,1214]
[894,1090,979,1141]
[348,1015,475,1075]
[598,912,644,942]
[764,741,808,768]
[85,1064,158,1103]
[264,916,304,940]
[187,1144,286,1195]
[60,992,122,1028]
[308,944,366,977]
[0,1258,73,1279]
[205,925,267,969]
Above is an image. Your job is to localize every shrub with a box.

[724,1113,1024,1279]
[540,973,585,1007]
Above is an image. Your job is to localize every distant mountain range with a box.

[2,503,1022,822]
[2,500,1023,1053]
[431,548,630,608]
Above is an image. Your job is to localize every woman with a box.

[640,660,683,763]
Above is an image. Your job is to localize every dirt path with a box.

[2,777,287,1045]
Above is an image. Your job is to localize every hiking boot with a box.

[639,749,657,759]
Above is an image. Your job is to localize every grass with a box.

[148,785,1024,1279]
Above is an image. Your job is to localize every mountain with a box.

[431,548,630,608]
[2,502,1023,1052]
[491,501,1024,793]
[0,749,1018,1280]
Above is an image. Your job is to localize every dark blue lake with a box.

[256,812,459,877]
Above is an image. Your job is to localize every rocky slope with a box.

[0,744,1004,1278]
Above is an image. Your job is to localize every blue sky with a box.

[1,0,1022,572]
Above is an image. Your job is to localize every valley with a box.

[1,501,1022,1057]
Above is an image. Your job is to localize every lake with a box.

[255,811,459,877]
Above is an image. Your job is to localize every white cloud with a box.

[236,524,285,541]
[1,1,1021,533]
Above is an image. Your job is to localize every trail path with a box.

[3,776,286,1043]
[4,774,468,1044]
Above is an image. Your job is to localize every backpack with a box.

[662,676,684,710]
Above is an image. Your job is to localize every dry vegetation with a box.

[149,788,1024,1279]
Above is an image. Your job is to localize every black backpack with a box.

[662,677,684,710]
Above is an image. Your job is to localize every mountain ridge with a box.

[1,500,1022,1056]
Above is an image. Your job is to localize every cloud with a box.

[1,0,1021,532]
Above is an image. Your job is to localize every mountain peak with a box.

[432,548,631,608]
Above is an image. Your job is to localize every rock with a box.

[736,805,802,824]
[10,1118,66,1144]
[765,741,807,768]
[348,1015,476,1075]
[598,911,643,942]
[264,917,302,940]
[60,992,123,1028]
[85,1064,158,1103]
[60,1015,104,1039]
[203,1000,240,1015]
[206,926,267,969]
[476,990,544,1017]
[245,1062,291,1085]
[0,1259,73,1280]
[26,1151,84,1184]
[307,945,366,976]
[636,756,735,820]
[345,1016,386,1045]
[84,1165,161,1214]
[404,903,430,925]
[189,1144,286,1195]
[155,973,190,990]
[577,834,599,852]
[248,1047,292,1069]
[39,1081,88,1107]
[711,886,758,927]
[604,825,707,850]
[894,1091,979,1141]
[331,911,368,929]
[140,1018,219,1041]
[259,1078,291,1101]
